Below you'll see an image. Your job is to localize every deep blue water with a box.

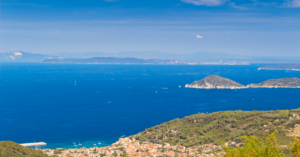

[1,63,300,149]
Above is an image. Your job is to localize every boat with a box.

[94,144,96,145]
[98,141,101,144]
[78,141,82,146]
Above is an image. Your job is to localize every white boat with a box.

[94,144,96,145]
[179,85,181,88]
[98,141,101,144]
[78,141,82,146]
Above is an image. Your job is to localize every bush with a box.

[224,130,283,157]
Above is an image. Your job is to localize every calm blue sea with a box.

[1,63,300,149]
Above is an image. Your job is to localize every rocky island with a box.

[248,77,300,88]
[185,75,247,89]
[258,64,300,71]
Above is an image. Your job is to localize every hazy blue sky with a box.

[0,0,299,56]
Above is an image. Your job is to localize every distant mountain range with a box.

[56,51,237,62]
[1,51,300,64]
[43,57,194,65]
[57,51,300,63]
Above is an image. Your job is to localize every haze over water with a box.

[1,63,300,149]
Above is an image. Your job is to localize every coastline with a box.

[185,84,300,89]
[31,140,112,150]
[185,84,248,89]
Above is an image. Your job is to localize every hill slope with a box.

[248,77,300,88]
[131,109,300,148]
[0,141,47,157]
[185,75,247,89]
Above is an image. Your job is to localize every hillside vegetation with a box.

[248,77,300,88]
[0,141,47,157]
[132,109,300,148]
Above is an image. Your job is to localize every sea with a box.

[1,63,300,149]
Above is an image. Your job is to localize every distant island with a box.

[186,75,300,89]
[185,75,247,89]
[258,64,300,71]
[248,77,300,88]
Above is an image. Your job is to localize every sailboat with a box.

[98,141,101,144]
[78,141,82,146]
[73,142,77,146]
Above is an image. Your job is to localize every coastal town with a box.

[40,137,240,157]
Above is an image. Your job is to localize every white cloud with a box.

[181,0,227,6]
[230,2,250,10]
[196,35,203,38]
[284,0,300,7]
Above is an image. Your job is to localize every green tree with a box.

[290,137,300,157]
[54,148,65,154]
[121,151,128,157]
[112,152,118,156]
[223,130,283,157]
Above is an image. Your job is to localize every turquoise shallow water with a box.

[0,63,300,149]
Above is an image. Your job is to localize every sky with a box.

[0,0,299,56]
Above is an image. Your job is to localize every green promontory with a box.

[131,108,300,148]
[185,75,247,89]
[0,141,47,157]
[248,77,300,88]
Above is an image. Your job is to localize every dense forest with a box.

[131,108,300,149]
